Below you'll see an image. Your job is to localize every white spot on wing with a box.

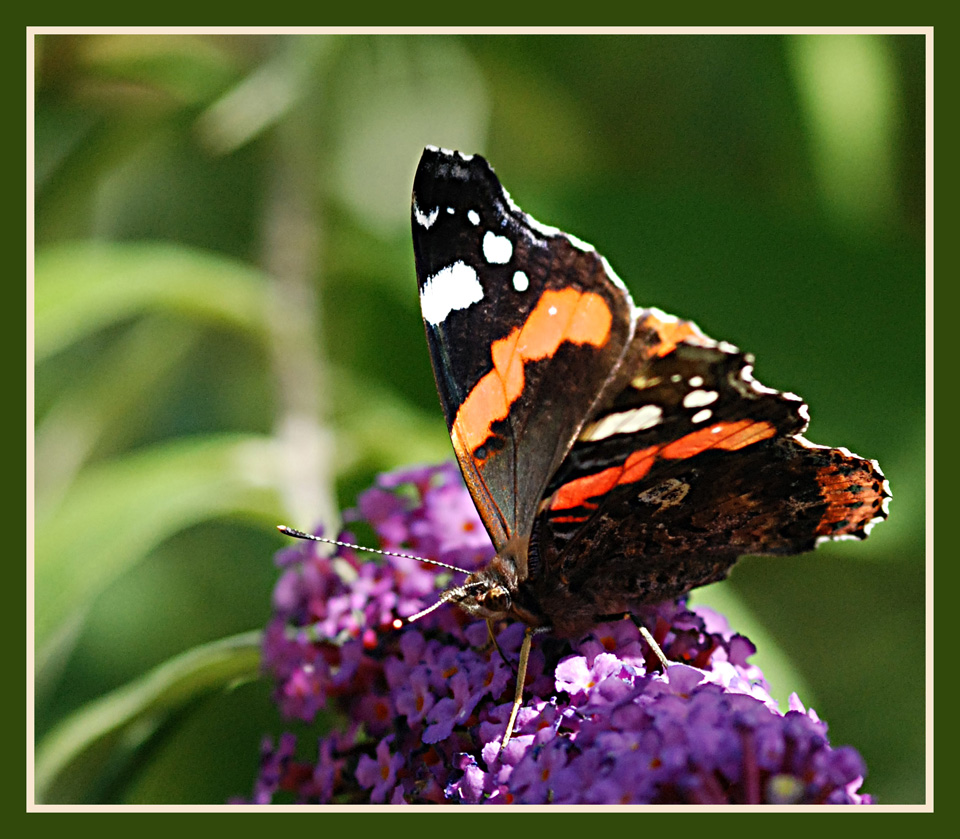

[413,201,439,229]
[683,389,719,409]
[512,271,529,292]
[579,405,663,441]
[420,261,484,326]
[816,533,859,545]
[740,363,780,396]
[691,409,712,424]
[468,210,480,225]
[482,231,513,264]
[631,374,661,390]
[427,146,473,162]
[688,376,704,387]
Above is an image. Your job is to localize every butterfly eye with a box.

[480,586,511,614]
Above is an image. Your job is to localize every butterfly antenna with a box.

[401,594,456,626]
[277,525,472,575]
[397,580,488,627]
[279,526,485,632]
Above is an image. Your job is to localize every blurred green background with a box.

[32,33,927,805]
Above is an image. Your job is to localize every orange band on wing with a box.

[660,419,776,459]
[548,422,778,515]
[452,288,613,456]
[550,464,620,512]
[550,446,659,511]
[638,313,705,358]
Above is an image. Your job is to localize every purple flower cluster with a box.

[242,462,872,805]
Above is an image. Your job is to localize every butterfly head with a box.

[449,567,516,621]
[441,538,545,628]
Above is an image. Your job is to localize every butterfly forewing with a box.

[412,147,635,548]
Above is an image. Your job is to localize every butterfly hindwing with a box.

[530,322,889,634]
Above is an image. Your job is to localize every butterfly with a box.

[408,145,890,746]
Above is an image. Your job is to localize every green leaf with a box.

[35,241,272,363]
[34,434,284,670]
[35,317,201,511]
[34,631,262,804]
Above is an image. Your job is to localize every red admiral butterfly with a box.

[411,146,890,744]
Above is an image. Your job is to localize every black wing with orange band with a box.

[528,316,890,635]
[411,147,636,549]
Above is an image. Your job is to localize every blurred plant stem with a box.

[260,38,336,531]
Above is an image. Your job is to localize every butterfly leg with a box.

[486,619,514,672]
[499,625,552,753]
[636,622,670,671]
[595,612,671,671]
[500,626,533,753]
